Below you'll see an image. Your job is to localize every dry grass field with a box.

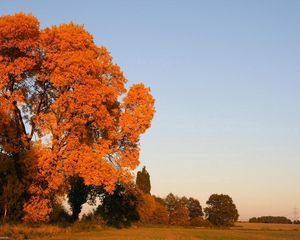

[1,222,300,240]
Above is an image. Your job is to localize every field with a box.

[1,222,300,240]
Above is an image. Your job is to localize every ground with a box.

[1,222,300,240]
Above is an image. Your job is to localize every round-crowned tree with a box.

[0,13,155,222]
[187,197,203,220]
[96,183,140,228]
[204,194,239,227]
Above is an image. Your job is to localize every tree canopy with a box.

[0,13,155,222]
[204,194,239,227]
[187,197,203,220]
[96,183,140,228]
[136,166,151,194]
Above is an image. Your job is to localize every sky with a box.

[1,0,300,220]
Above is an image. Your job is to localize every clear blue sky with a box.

[1,0,300,220]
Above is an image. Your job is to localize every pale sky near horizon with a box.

[1,0,300,220]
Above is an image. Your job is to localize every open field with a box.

[1,223,300,240]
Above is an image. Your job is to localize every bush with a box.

[71,221,96,232]
[49,203,71,224]
[81,212,106,225]
[0,223,64,239]
[190,217,211,227]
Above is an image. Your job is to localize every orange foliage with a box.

[138,193,157,223]
[137,193,169,224]
[169,206,190,226]
[0,13,155,222]
[23,196,52,222]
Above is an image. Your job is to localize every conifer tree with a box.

[136,166,151,194]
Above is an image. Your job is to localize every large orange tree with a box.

[0,13,155,222]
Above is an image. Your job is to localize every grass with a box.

[1,222,300,240]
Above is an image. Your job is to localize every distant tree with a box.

[249,216,292,224]
[137,191,156,223]
[153,195,166,206]
[249,217,257,223]
[187,197,203,220]
[165,193,189,226]
[165,193,177,213]
[204,194,239,227]
[151,200,169,224]
[190,216,211,227]
[137,191,169,224]
[96,183,139,228]
[136,166,151,194]
[169,205,189,226]
[180,196,189,208]
[67,176,90,222]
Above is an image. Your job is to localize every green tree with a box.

[187,197,203,220]
[204,194,239,227]
[165,193,189,226]
[165,193,178,215]
[136,166,151,194]
[96,183,140,228]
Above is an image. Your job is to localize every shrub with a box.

[190,216,211,227]
[49,203,71,224]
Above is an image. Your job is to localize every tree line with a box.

[249,216,299,224]
[54,166,239,228]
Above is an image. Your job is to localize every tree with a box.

[165,193,178,215]
[136,166,151,194]
[67,176,89,222]
[169,206,189,226]
[0,153,27,222]
[204,194,239,227]
[0,13,155,222]
[187,197,203,220]
[136,191,169,224]
[151,200,169,224]
[96,183,140,228]
[165,193,189,226]
[137,191,156,223]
